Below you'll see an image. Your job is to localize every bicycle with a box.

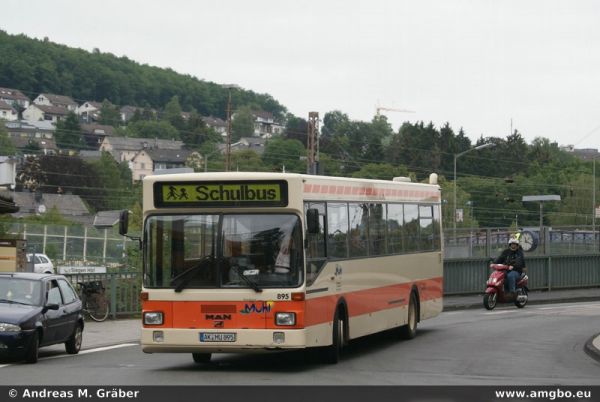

[77,280,110,322]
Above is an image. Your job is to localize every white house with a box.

[0,102,18,121]
[76,101,103,123]
[202,116,227,136]
[0,87,30,109]
[99,136,184,163]
[130,149,197,181]
[22,104,70,124]
[253,111,284,138]
[33,93,78,112]
[5,120,57,155]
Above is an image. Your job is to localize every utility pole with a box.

[222,84,240,171]
[307,112,319,174]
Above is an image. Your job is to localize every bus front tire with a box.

[399,292,418,340]
[192,353,211,363]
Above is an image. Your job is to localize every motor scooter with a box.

[483,263,528,310]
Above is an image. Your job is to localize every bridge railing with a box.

[444,254,600,295]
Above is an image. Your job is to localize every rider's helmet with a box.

[508,237,519,247]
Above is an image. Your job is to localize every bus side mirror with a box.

[306,209,320,234]
[119,210,129,236]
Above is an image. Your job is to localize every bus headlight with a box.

[144,312,163,325]
[275,312,296,326]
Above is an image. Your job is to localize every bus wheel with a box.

[324,309,343,364]
[192,353,211,363]
[399,292,418,340]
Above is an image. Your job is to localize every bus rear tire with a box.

[399,292,418,340]
[323,309,343,364]
[192,353,211,363]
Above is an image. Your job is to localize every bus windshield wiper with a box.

[170,256,213,293]
[233,265,262,293]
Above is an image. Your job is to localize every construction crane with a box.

[375,106,415,116]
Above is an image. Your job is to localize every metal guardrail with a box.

[444,255,600,295]
[63,271,141,319]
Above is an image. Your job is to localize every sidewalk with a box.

[81,317,140,350]
[77,287,600,361]
[443,287,600,311]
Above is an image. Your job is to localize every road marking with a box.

[0,343,138,367]
[484,310,514,315]
[43,343,139,360]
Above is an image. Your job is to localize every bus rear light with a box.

[273,332,285,344]
[275,312,296,326]
[140,292,149,301]
[144,311,164,325]
[153,331,164,342]
[291,292,305,301]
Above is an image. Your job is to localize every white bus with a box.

[120,172,443,364]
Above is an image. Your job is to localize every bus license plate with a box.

[199,333,236,342]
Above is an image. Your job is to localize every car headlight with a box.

[0,323,21,332]
[143,312,164,325]
[275,312,296,326]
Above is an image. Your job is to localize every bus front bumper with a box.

[141,327,307,353]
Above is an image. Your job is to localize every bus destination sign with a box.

[154,181,288,208]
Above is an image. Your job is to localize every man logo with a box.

[205,314,232,320]
[214,321,224,328]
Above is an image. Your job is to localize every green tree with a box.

[232,106,255,141]
[98,100,121,127]
[231,149,267,171]
[262,138,305,172]
[164,95,185,130]
[351,163,410,180]
[284,114,308,145]
[54,112,83,150]
[126,120,181,140]
[0,122,15,155]
[87,152,134,210]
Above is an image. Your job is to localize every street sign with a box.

[59,266,107,274]
[596,207,600,218]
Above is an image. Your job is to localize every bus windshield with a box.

[144,214,303,290]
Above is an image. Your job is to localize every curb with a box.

[584,333,600,363]
[443,295,600,312]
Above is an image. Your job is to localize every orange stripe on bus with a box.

[142,278,442,330]
[305,277,442,326]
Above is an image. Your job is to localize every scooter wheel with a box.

[515,289,528,308]
[483,293,497,310]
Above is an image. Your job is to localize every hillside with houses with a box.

[1,30,600,234]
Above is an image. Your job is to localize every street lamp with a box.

[453,143,495,235]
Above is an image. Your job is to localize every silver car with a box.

[26,254,54,274]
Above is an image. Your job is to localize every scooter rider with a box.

[492,237,525,298]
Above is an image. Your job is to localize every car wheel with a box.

[25,331,40,364]
[65,324,83,354]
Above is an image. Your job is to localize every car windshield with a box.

[144,214,303,290]
[0,277,42,306]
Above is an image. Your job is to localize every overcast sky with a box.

[2,0,599,149]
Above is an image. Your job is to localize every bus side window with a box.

[348,203,368,257]
[304,202,327,285]
[327,202,349,259]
